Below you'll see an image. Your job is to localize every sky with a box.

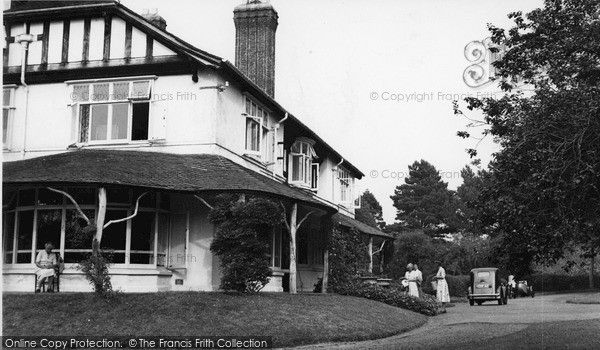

[120,0,543,224]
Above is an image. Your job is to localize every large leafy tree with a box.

[390,160,456,238]
[355,190,386,229]
[456,0,600,282]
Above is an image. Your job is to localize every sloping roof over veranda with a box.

[333,213,394,239]
[2,150,334,211]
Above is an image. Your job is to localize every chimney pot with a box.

[142,9,167,31]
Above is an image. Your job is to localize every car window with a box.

[477,271,490,277]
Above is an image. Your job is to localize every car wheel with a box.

[469,299,474,306]
[477,301,483,306]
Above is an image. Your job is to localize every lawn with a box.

[565,291,600,304]
[3,292,427,348]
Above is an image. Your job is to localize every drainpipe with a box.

[16,26,34,159]
[271,113,289,176]
[333,158,344,202]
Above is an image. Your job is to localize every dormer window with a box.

[68,78,156,144]
[244,97,269,155]
[289,137,318,189]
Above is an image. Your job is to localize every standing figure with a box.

[435,260,450,306]
[414,263,424,297]
[408,263,420,298]
[402,263,413,294]
[35,242,59,293]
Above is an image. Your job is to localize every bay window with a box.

[2,187,169,266]
[289,138,319,189]
[70,78,154,144]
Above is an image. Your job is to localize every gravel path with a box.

[285,292,600,349]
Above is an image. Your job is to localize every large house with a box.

[2,0,391,293]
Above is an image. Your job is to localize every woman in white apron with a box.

[434,260,450,305]
[35,242,58,293]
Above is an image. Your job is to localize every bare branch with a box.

[280,202,291,232]
[194,195,214,210]
[47,187,90,225]
[103,192,148,229]
[297,211,315,230]
[372,240,387,256]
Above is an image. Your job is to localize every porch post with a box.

[95,187,107,253]
[289,202,298,294]
[321,214,333,294]
[368,235,373,274]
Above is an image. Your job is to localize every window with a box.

[2,187,170,266]
[244,97,268,155]
[288,138,319,189]
[70,79,152,143]
[3,87,15,148]
[338,166,354,204]
[269,226,282,269]
[296,225,324,266]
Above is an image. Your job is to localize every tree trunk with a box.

[289,202,298,294]
[368,236,373,274]
[95,187,107,251]
[94,187,107,293]
[590,247,595,289]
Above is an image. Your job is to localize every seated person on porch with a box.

[35,242,59,293]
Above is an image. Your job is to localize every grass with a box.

[565,291,600,304]
[3,292,427,348]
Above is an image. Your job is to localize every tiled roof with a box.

[333,213,394,239]
[2,150,333,210]
[3,1,364,179]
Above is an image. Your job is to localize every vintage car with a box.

[467,268,508,306]
[514,280,535,298]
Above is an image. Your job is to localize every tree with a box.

[49,187,147,294]
[209,195,285,293]
[455,0,600,284]
[390,160,456,238]
[452,166,487,235]
[355,190,386,229]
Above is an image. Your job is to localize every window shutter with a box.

[149,99,167,141]
[310,163,319,190]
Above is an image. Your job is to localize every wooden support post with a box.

[289,202,298,294]
[368,236,373,274]
[95,187,107,248]
[321,214,333,294]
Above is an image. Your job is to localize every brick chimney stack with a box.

[234,0,279,97]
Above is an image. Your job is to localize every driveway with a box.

[288,292,600,349]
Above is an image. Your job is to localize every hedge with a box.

[422,275,471,297]
[336,281,443,316]
[421,273,599,295]
[523,274,600,292]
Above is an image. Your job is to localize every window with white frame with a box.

[338,166,354,204]
[70,79,152,143]
[289,138,319,189]
[2,186,170,266]
[244,97,269,155]
[3,87,15,148]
